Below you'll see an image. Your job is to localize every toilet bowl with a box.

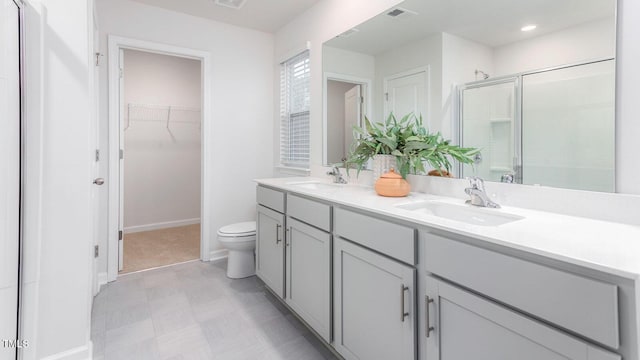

[217,221,256,279]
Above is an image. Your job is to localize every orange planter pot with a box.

[375,168,410,197]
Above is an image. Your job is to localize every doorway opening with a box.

[322,73,371,165]
[107,36,212,281]
[119,49,202,274]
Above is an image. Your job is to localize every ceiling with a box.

[326,0,616,55]
[130,0,322,33]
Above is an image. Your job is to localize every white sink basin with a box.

[286,181,344,191]
[396,201,524,226]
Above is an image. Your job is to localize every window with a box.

[280,50,310,169]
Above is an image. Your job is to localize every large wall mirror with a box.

[322,0,617,193]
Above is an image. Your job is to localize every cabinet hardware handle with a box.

[276,224,282,244]
[401,285,409,322]
[425,295,435,337]
[286,227,291,246]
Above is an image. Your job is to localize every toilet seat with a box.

[217,221,256,237]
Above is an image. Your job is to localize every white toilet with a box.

[217,221,256,279]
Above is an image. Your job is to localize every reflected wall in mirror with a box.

[322,0,617,192]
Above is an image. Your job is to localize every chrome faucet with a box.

[501,173,514,184]
[327,165,348,184]
[465,177,500,208]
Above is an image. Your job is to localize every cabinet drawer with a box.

[334,207,416,265]
[287,194,331,231]
[426,276,620,360]
[425,233,619,349]
[256,185,285,213]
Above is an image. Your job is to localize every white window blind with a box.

[280,50,310,168]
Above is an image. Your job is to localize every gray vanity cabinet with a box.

[256,186,286,298]
[334,237,416,360]
[333,207,417,360]
[285,217,331,342]
[285,193,332,343]
[424,275,620,360]
[256,205,285,298]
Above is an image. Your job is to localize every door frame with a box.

[322,72,372,166]
[107,35,212,281]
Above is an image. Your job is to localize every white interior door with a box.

[384,70,428,122]
[91,17,102,295]
[0,1,21,358]
[343,84,361,158]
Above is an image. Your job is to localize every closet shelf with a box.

[125,103,201,131]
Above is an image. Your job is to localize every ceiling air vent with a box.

[386,7,418,19]
[214,0,247,10]
[337,28,360,38]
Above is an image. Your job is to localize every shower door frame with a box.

[457,76,522,183]
[457,57,615,185]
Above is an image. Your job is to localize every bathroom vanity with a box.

[255,178,640,360]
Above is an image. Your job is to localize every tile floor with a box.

[121,224,200,274]
[92,259,339,360]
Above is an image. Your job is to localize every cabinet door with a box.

[334,237,416,360]
[285,218,331,342]
[424,276,620,360]
[256,205,285,298]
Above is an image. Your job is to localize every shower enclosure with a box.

[459,59,615,192]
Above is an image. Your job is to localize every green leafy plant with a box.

[346,113,480,178]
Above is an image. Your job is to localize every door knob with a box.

[93,178,105,185]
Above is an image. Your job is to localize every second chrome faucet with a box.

[465,177,500,208]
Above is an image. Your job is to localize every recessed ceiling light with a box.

[521,25,537,32]
[214,0,247,10]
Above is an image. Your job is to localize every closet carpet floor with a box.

[121,224,201,274]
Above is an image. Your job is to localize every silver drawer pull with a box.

[426,295,435,337]
[401,285,409,322]
[276,224,282,244]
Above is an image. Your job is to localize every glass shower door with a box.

[460,79,519,182]
[0,1,21,359]
[521,60,615,192]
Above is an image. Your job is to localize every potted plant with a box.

[346,113,480,179]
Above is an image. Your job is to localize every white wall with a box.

[323,45,375,81]
[441,32,494,140]
[21,0,95,359]
[493,18,615,76]
[97,0,274,269]
[274,0,403,174]
[122,49,201,231]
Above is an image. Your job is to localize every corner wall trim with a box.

[40,343,91,360]
[209,249,228,262]
[123,218,201,234]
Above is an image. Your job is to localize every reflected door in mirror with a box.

[327,80,364,164]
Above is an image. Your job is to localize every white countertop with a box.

[256,177,640,280]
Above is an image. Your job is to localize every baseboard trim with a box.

[41,342,91,360]
[124,218,200,234]
[209,249,228,262]
[97,272,108,289]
